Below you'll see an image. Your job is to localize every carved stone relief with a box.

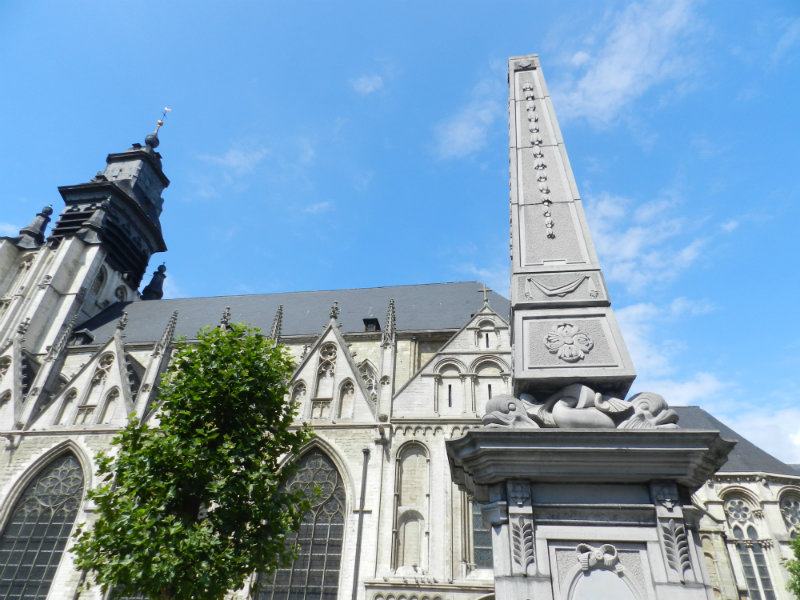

[482,384,679,430]
[544,322,593,362]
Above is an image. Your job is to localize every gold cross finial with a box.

[155,106,172,134]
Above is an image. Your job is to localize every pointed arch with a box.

[255,446,347,600]
[393,441,430,573]
[336,379,355,420]
[0,447,86,599]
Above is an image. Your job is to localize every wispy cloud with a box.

[725,408,800,464]
[585,191,705,293]
[304,201,333,214]
[552,0,699,127]
[458,262,510,301]
[350,74,384,95]
[0,222,18,236]
[772,18,800,64]
[434,78,504,160]
[199,145,269,175]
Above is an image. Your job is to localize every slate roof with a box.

[675,406,799,477]
[77,281,511,344]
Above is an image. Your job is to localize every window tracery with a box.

[358,361,377,402]
[780,492,800,536]
[256,449,345,600]
[723,495,776,600]
[0,452,84,599]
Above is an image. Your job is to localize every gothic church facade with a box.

[0,57,798,600]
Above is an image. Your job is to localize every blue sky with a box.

[2,1,799,463]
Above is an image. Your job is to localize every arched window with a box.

[394,443,429,573]
[0,452,84,599]
[780,492,800,537]
[256,449,345,600]
[724,496,776,600]
[337,381,355,420]
[358,361,377,402]
[90,266,107,296]
[436,364,462,414]
[477,319,497,349]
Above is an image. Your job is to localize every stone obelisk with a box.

[447,55,733,600]
[507,55,634,399]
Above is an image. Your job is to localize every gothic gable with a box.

[393,302,511,419]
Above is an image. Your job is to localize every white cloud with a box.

[199,146,268,175]
[350,74,384,95]
[459,262,510,301]
[296,138,316,166]
[0,222,18,236]
[304,201,333,214]
[585,192,705,293]
[552,0,698,126]
[434,78,504,160]
[635,372,726,406]
[725,408,800,464]
[669,296,715,317]
[353,172,372,192]
[721,219,738,233]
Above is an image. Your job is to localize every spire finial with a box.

[329,301,340,321]
[145,107,171,148]
[269,305,284,341]
[219,306,232,330]
[141,264,167,300]
[382,299,396,347]
[477,283,491,306]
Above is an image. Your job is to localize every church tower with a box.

[0,127,169,357]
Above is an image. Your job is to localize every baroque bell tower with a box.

[0,125,169,356]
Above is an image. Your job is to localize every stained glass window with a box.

[0,452,84,600]
[256,449,345,600]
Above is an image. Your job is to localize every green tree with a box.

[788,535,800,598]
[72,323,312,600]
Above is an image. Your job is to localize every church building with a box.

[0,55,797,600]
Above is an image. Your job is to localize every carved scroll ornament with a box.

[482,384,679,430]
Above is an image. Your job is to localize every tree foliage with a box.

[72,324,312,600]
[788,535,800,599]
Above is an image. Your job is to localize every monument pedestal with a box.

[447,429,734,600]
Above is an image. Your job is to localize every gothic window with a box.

[99,388,120,423]
[470,499,493,570]
[394,443,429,572]
[291,382,307,407]
[90,266,107,296]
[314,344,336,399]
[724,496,776,600]
[780,492,800,536]
[256,449,345,600]
[0,452,84,599]
[337,381,354,420]
[0,357,10,383]
[358,361,377,402]
[701,535,723,599]
[56,390,78,425]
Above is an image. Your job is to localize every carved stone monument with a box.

[447,54,735,600]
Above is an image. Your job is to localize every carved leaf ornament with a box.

[544,322,593,362]
[511,517,535,571]
[661,519,692,582]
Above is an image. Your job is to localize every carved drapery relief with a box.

[482,384,679,430]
